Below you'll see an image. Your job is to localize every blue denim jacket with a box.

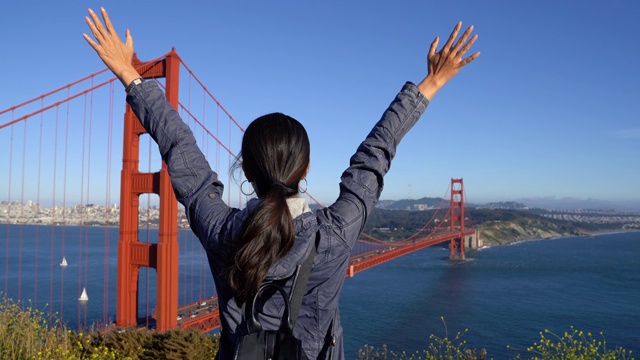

[127,81,429,359]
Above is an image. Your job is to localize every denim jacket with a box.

[127,81,429,359]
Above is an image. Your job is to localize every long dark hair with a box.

[229,112,310,305]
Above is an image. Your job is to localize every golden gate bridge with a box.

[0,50,480,333]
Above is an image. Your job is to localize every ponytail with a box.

[228,113,310,305]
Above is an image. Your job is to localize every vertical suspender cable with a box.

[50,106,59,317]
[18,111,27,301]
[5,113,14,296]
[35,100,44,308]
[84,81,94,327]
[78,93,87,330]
[60,89,71,321]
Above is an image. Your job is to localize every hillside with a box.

[477,217,582,245]
[364,207,636,246]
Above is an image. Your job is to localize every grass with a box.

[0,296,634,359]
[0,295,217,360]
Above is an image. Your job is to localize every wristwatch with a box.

[125,77,145,93]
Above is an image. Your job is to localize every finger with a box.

[428,36,439,58]
[452,25,474,53]
[85,16,104,43]
[443,21,462,51]
[460,51,481,66]
[125,29,134,52]
[457,34,478,57]
[82,33,101,53]
[88,8,108,39]
[101,7,116,36]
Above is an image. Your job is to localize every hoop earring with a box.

[299,178,308,194]
[241,180,255,196]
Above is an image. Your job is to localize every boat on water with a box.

[60,257,68,267]
[78,287,89,301]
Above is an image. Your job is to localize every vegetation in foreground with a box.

[359,326,634,360]
[0,296,216,360]
[0,297,634,359]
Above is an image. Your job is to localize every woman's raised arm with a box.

[83,7,234,246]
[321,22,479,249]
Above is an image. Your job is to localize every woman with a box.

[84,8,479,359]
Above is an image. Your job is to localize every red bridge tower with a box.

[117,50,181,331]
[449,178,465,260]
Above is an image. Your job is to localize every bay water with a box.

[340,231,640,358]
[2,224,639,358]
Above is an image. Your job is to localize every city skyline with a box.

[1,1,639,209]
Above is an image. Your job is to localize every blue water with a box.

[340,232,640,358]
[1,224,214,329]
[2,225,639,358]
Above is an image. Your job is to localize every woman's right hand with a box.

[417,22,480,100]
[83,7,141,87]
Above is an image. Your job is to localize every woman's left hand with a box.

[83,7,141,87]
[417,22,480,100]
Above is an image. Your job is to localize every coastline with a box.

[582,228,640,236]
[479,228,640,249]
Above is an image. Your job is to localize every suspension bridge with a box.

[0,50,480,333]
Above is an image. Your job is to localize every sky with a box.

[1,1,639,209]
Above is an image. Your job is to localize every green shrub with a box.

[0,295,217,360]
[358,318,486,360]
[0,296,75,359]
[509,327,633,360]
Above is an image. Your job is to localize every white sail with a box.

[78,287,88,301]
[60,257,68,267]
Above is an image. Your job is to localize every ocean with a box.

[2,225,639,359]
[340,231,640,358]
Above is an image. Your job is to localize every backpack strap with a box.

[243,232,319,334]
[287,232,319,328]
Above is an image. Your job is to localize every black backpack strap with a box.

[288,232,319,327]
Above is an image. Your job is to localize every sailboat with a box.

[78,287,89,302]
[60,257,68,267]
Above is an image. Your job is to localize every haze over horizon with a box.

[1,1,638,209]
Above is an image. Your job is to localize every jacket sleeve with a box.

[321,82,429,249]
[126,81,235,248]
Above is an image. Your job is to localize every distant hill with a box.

[375,198,531,211]
[375,197,445,210]
[362,207,638,245]
[475,201,529,210]
[373,196,639,212]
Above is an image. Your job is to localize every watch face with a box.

[126,78,144,93]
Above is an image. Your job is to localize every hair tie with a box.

[269,181,297,196]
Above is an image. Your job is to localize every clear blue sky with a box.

[1,1,639,208]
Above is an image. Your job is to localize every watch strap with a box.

[125,77,144,93]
